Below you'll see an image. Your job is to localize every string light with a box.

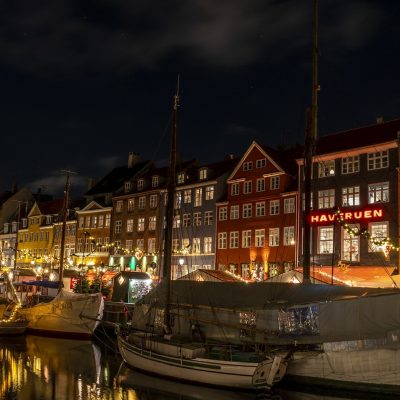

[333,208,398,255]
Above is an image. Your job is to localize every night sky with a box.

[1,0,399,197]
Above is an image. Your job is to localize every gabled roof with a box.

[227,141,299,181]
[78,200,111,212]
[316,118,400,155]
[36,199,64,215]
[85,160,152,196]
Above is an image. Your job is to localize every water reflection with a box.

[0,335,380,400]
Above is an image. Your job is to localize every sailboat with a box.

[117,82,288,391]
[19,172,104,338]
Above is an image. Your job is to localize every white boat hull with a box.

[286,344,400,394]
[118,335,286,390]
[20,291,104,338]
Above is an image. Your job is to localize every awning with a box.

[21,280,59,289]
[297,266,399,288]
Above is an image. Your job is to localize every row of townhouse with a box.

[2,118,400,280]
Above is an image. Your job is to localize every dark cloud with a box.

[0,0,387,78]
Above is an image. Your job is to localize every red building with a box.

[216,141,299,280]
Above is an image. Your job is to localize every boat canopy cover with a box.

[132,281,400,344]
[22,280,59,289]
[138,280,399,309]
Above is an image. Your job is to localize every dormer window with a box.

[177,172,185,184]
[4,223,9,233]
[199,168,207,180]
[46,216,52,224]
[137,179,144,190]
[12,222,17,232]
[152,175,159,188]
[124,181,131,193]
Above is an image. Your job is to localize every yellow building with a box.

[17,200,64,270]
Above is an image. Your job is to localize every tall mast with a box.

[58,170,74,293]
[303,0,319,284]
[163,77,180,334]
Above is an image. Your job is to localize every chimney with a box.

[128,152,140,168]
[376,117,384,124]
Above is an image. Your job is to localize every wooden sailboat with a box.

[19,172,104,338]
[117,82,288,391]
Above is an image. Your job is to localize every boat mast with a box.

[163,77,180,334]
[303,0,319,284]
[58,170,74,293]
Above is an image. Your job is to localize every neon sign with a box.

[310,208,384,224]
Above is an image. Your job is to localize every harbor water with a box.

[0,334,387,400]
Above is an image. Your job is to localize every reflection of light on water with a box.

[0,348,25,398]
[77,377,83,400]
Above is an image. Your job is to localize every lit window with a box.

[319,226,333,253]
[342,186,360,206]
[184,190,191,203]
[148,216,157,231]
[318,160,335,177]
[284,198,295,214]
[193,238,201,253]
[116,200,123,213]
[283,226,294,246]
[137,218,145,232]
[205,186,214,200]
[369,222,388,252]
[368,182,389,204]
[318,189,335,209]
[127,219,134,232]
[193,212,202,226]
[269,228,279,247]
[194,188,202,207]
[204,237,212,253]
[343,224,360,261]
[199,169,207,180]
[177,172,185,184]
[127,198,135,211]
[230,205,239,219]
